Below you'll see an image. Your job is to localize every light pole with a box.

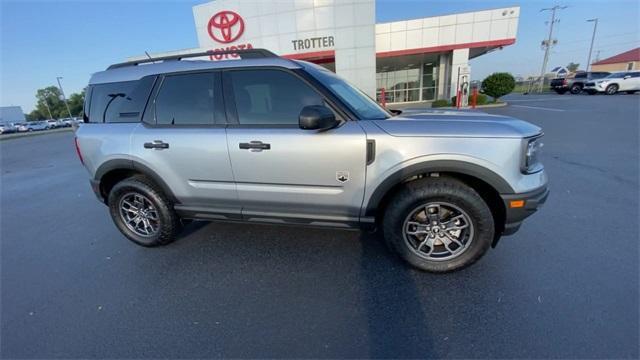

[586,18,598,72]
[538,5,567,92]
[39,93,54,119]
[56,76,74,119]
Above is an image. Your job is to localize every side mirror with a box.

[389,109,403,116]
[299,105,339,131]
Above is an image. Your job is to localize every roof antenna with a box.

[144,51,152,59]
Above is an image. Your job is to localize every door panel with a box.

[226,121,367,222]
[619,74,631,91]
[130,125,239,214]
[130,70,239,216]
[631,74,640,90]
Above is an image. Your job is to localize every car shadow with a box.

[165,220,443,357]
[358,230,437,358]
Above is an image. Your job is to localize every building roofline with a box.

[375,5,520,25]
[591,47,640,65]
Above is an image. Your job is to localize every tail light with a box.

[562,78,567,85]
[74,136,84,165]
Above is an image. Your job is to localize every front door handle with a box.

[239,141,271,151]
[144,140,169,150]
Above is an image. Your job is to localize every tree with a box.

[29,86,85,120]
[67,90,85,117]
[27,109,47,121]
[481,73,516,101]
[34,86,66,119]
[566,62,580,72]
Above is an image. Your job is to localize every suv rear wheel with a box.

[107,176,181,247]
[383,177,494,273]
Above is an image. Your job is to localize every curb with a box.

[0,127,74,141]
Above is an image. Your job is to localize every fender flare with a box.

[94,159,179,203]
[364,160,514,216]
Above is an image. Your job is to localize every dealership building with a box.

[133,0,520,104]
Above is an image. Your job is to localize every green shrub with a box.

[450,93,489,106]
[431,99,450,108]
[481,73,516,100]
[475,93,489,105]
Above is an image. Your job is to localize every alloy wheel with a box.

[402,202,475,261]
[119,192,160,237]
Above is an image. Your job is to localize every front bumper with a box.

[584,83,606,92]
[500,185,549,236]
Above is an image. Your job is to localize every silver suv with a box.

[76,49,548,272]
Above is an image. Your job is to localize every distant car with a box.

[46,119,60,128]
[0,124,17,134]
[550,71,610,94]
[23,121,50,131]
[62,118,75,127]
[15,123,28,132]
[584,71,640,95]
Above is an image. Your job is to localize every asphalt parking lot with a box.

[1,94,638,358]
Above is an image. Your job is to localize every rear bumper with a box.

[89,179,105,204]
[500,185,549,236]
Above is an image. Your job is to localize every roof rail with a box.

[107,48,279,70]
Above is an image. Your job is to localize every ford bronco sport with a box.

[76,49,548,272]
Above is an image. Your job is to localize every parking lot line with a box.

[507,97,574,102]
[511,104,565,112]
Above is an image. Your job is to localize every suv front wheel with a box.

[383,177,494,273]
[605,84,619,95]
[108,176,181,247]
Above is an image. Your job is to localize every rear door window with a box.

[154,73,215,126]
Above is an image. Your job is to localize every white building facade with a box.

[133,1,520,104]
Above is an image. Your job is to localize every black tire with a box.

[554,89,567,95]
[570,84,582,94]
[382,177,495,273]
[107,175,181,247]
[605,84,618,95]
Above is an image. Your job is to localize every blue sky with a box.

[1,0,639,112]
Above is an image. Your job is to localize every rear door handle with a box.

[239,141,270,151]
[144,140,169,150]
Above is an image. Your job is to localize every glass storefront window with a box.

[422,87,436,101]
[376,60,439,103]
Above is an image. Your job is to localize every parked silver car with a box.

[24,121,51,131]
[76,49,548,272]
[0,123,18,134]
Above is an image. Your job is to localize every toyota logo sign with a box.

[207,11,245,44]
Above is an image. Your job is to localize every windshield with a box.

[302,63,390,120]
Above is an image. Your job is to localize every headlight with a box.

[521,135,544,174]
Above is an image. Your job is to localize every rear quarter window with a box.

[87,76,155,123]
